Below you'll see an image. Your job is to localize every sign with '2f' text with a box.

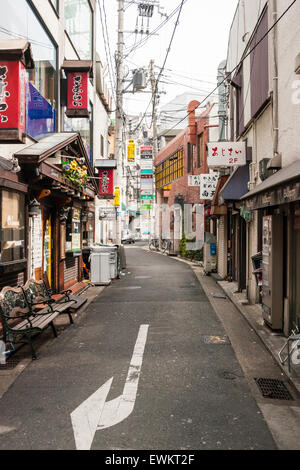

[207,142,246,167]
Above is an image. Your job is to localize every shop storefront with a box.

[242,160,300,334]
[0,157,28,289]
[14,132,98,292]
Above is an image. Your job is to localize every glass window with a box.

[64,101,93,162]
[0,191,25,263]
[0,0,57,140]
[66,208,81,253]
[65,0,93,60]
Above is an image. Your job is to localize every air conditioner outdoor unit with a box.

[259,158,272,182]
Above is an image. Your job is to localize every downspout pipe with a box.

[268,0,282,169]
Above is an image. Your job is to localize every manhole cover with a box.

[254,378,294,400]
[203,335,230,345]
[0,358,20,370]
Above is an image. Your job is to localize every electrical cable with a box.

[159,0,297,138]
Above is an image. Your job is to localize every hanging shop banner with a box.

[66,71,89,117]
[0,61,26,138]
[199,173,219,200]
[207,142,246,167]
[114,186,120,207]
[127,140,136,162]
[99,169,114,197]
[140,146,153,159]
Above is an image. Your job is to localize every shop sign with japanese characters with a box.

[66,71,89,116]
[0,61,26,134]
[200,173,219,200]
[140,146,153,160]
[99,169,114,196]
[127,140,136,162]
[207,142,246,167]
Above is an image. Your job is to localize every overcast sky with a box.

[98,0,238,116]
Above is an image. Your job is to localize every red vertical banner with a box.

[99,169,114,197]
[0,61,26,132]
[66,71,89,117]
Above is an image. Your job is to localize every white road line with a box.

[97,324,149,430]
[71,324,149,450]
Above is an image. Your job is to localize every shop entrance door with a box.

[43,214,53,288]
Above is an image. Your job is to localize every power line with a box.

[131,0,186,134]
[159,0,297,138]
[124,0,187,58]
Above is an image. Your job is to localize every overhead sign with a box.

[127,140,136,162]
[0,61,26,138]
[66,71,89,117]
[207,142,246,167]
[200,173,219,200]
[98,169,114,197]
[140,146,153,159]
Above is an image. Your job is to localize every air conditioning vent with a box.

[259,158,272,181]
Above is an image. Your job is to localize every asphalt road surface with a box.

[0,247,276,450]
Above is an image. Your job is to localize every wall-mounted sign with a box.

[141,194,154,200]
[207,142,246,167]
[99,169,114,197]
[0,61,26,141]
[66,71,89,117]
[200,173,219,200]
[72,233,81,252]
[141,169,153,175]
[114,186,120,207]
[140,146,153,160]
[127,140,136,162]
[140,160,153,170]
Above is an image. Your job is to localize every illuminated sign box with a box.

[62,60,92,118]
[0,39,34,143]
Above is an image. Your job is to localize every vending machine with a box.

[261,215,283,330]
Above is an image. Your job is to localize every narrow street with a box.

[0,247,282,450]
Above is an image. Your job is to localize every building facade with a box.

[212,0,300,335]
[0,0,112,292]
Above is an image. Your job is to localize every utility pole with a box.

[115,0,125,245]
[149,59,158,159]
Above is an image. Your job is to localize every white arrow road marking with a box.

[71,377,113,450]
[70,324,149,450]
[97,324,149,431]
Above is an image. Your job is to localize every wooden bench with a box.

[23,279,77,324]
[42,272,87,313]
[0,286,61,360]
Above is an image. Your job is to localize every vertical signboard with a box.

[127,140,136,162]
[114,186,120,207]
[66,71,89,117]
[0,61,26,140]
[99,169,114,197]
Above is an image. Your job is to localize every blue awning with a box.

[218,164,249,205]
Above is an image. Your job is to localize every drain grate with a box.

[0,358,20,370]
[254,378,294,400]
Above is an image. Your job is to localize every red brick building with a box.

[154,101,218,249]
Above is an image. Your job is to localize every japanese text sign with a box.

[114,186,120,207]
[67,71,89,115]
[127,140,136,162]
[140,146,153,160]
[200,173,219,200]
[207,142,246,167]
[99,169,114,196]
[0,61,26,133]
